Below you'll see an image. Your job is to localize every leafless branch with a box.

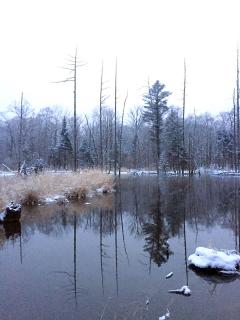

[51,77,74,83]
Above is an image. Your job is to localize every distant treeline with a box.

[0,81,237,173]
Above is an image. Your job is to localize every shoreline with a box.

[0,170,114,209]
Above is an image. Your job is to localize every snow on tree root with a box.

[168,285,191,296]
[188,247,240,271]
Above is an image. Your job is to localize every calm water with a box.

[1,176,240,320]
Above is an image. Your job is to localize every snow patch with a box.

[165,272,173,279]
[130,170,157,176]
[44,197,56,203]
[218,270,240,276]
[0,171,15,177]
[145,297,150,305]
[205,168,240,176]
[0,211,6,222]
[42,195,69,204]
[188,247,240,271]
[159,309,170,320]
[96,186,110,194]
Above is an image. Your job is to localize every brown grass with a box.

[0,170,114,208]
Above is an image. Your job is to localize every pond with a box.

[1,176,240,319]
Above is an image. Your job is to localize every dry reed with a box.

[0,170,113,208]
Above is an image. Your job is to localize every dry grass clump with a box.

[0,170,113,208]
[65,187,87,200]
[21,190,39,206]
[0,197,4,211]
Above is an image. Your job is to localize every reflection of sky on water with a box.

[1,176,240,319]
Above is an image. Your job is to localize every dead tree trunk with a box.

[18,92,23,172]
[99,61,104,171]
[118,92,128,177]
[183,59,186,147]
[182,59,187,176]
[233,89,237,171]
[73,50,77,172]
[53,49,84,172]
[236,48,239,171]
[114,59,118,176]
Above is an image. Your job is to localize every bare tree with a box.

[54,49,84,171]
[18,93,23,172]
[237,48,240,171]
[99,61,104,171]
[182,59,186,147]
[233,89,237,171]
[114,59,118,176]
[118,92,128,176]
[99,61,109,171]
[129,106,143,169]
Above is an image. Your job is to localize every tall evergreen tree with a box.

[164,108,183,172]
[58,116,73,169]
[59,117,73,151]
[143,80,171,175]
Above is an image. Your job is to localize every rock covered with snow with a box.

[0,202,21,223]
[188,247,240,271]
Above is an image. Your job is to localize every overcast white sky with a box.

[0,0,240,116]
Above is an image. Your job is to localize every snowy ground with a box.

[205,168,240,176]
[0,171,16,177]
[2,168,240,178]
[126,168,240,177]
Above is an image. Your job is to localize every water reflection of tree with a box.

[9,177,240,268]
[142,183,172,268]
[53,212,87,305]
[0,222,23,263]
[99,208,114,295]
[164,178,187,237]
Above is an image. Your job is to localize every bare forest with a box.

[0,82,238,174]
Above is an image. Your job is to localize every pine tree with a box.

[143,80,171,175]
[58,116,73,169]
[216,128,233,168]
[164,108,182,173]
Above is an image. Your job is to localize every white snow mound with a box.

[188,247,240,271]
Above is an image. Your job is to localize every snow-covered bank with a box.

[125,168,240,177]
[205,169,240,176]
[0,171,16,177]
[188,247,240,271]
[3,168,240,178]
[42,187,111,205]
